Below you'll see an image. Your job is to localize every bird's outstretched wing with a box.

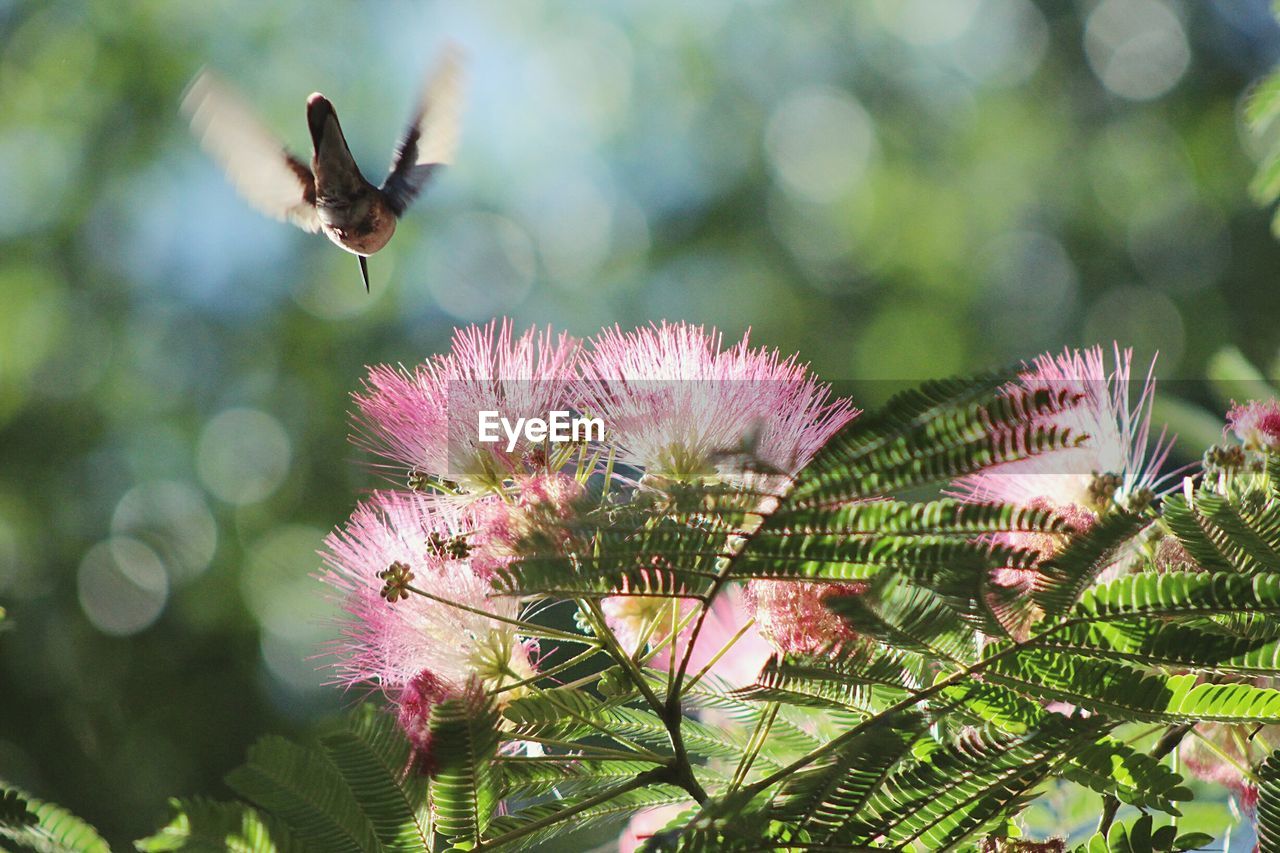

[380,44,465,217]
[182,70,321,233]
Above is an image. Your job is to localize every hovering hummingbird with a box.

[181,46,463,291]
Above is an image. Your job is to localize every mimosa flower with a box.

[352,319,581,493]
[577,322,857,488]
[320,491,537,761]
[953,346,1173,585]
[954,346,1172,514]
[748,580,866,656]
[1227,399,1280,452]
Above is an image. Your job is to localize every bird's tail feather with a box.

[307,94,363,194]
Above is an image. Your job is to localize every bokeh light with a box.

[196,408,292,506]
[77,538,169,636]
[110,481,218,584]
[1085,0,1191,101]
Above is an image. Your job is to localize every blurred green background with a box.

[3,0,1280,845]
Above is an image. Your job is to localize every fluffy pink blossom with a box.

[352,319,581,492]
[952,347,1173,589]
[954,346,1172,514]
[1227,399,1280,451]
[320,491,537,759]
[1181,723,1271,812]
[577,323,857,487]
[470,471,585,577]
[748,580,866,656]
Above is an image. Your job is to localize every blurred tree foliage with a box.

[2,0,1280,844]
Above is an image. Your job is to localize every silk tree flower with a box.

[748,580,866,655]
[952,346,1173,590]
[1181,723,1274,813]
[321,491,537,763]
[1227,399,1280,452]
[352,319,581,495]
[469,470,585,578]
[955,346,1172,515]
[577,322,858,488]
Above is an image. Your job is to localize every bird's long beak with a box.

[358,255,370,293]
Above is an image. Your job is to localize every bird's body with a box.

[306,93,398,257]
[182,47,463,290]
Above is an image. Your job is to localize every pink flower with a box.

[1227,399,1280,451]
[748,580,866,656]
[577,323,857,487]
[1182,723,1272,812]
[676,586,773,686]
[953,347,1173,588]
[320,492,537,759]
[352,320,581,492]
[954,346,1172,515]
[470,471,585,577]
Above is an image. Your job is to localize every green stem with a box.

[478,767,669,850]
[683,616,759,694]
[487,647,602,697]
[403,583,595,645]
[729,702,779,791]
[501,734,662,763]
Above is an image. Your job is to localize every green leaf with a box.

[824,573,978,660]
[427,690,501,847]
[1246,70,1280,131]
[1032,510,1147,618]
[225,735,381,853]
[775,713,925,844]
[735,645,915,711]
[1258,749,1280,853]
[482,786,690,850]
[636,796,809,852]
[1162,487,1280,576]
[318,705,432,851]
[850,716,1104,848]
[767,498,1071,537]
[504,690,775,769]
[1058,735,1191,815]
[791,371,1083,503]
[0,783,109,853]
[988,644,1280,723]
[1074,571,1280,621]
[1039,617,1280,675]
[498,758,661,800]
[0,789,36,827]
[135,798,304,853]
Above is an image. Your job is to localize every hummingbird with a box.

[181,45,463,291]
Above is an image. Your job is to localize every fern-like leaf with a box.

[318,705,431,850]
[136,798,305,853]
[1258,749,1280,853]
[427,689,500,848]
[988,645,1280,723]
[0,783,109,853]
[1032,510,1147,618]
[224,736,382,853]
